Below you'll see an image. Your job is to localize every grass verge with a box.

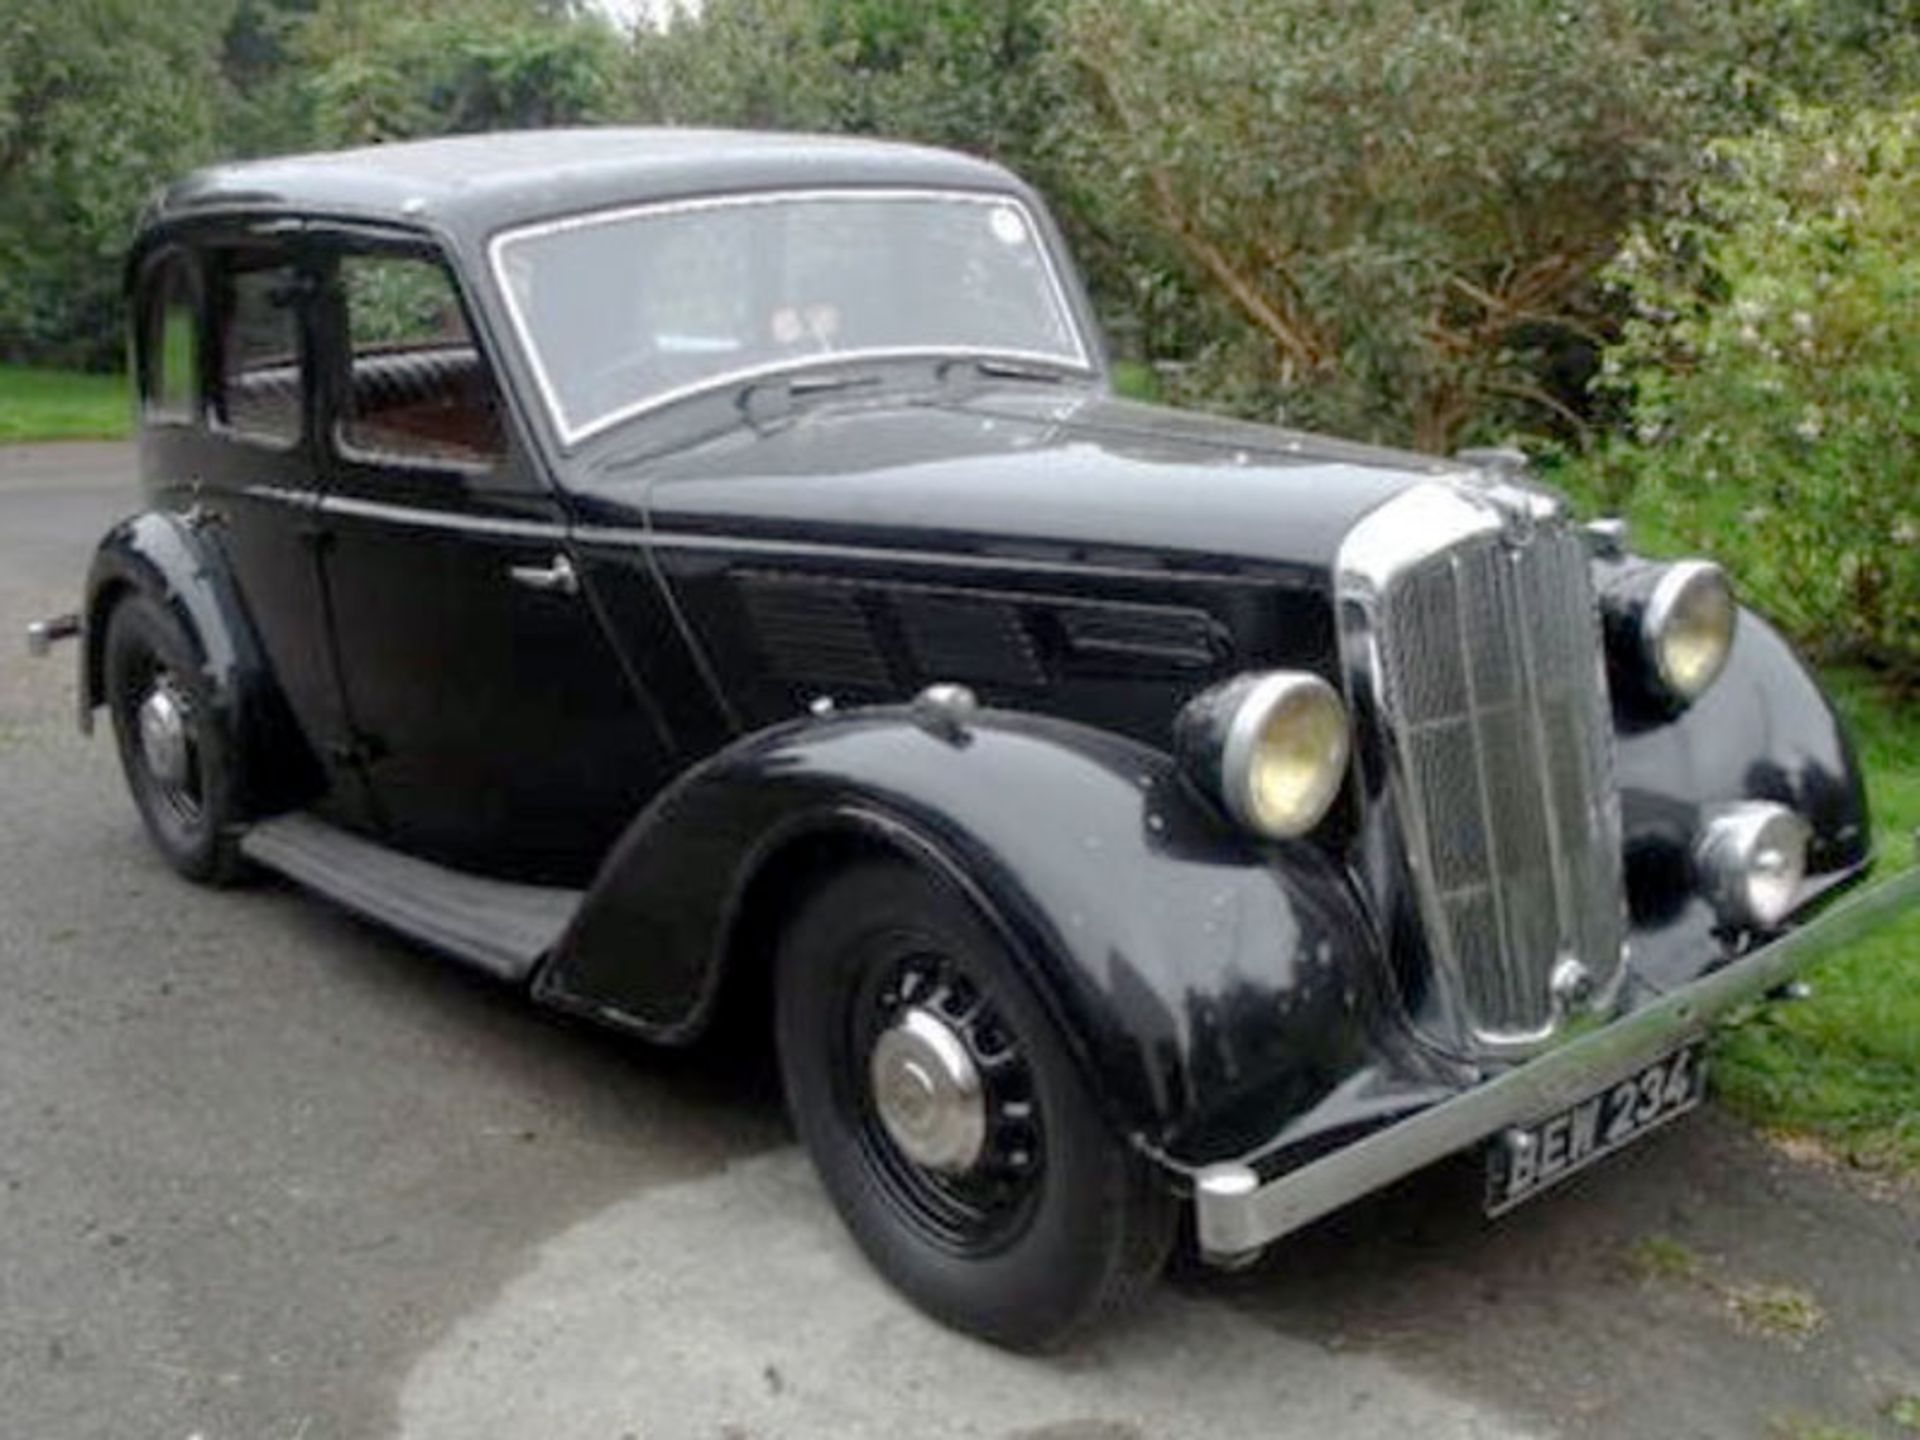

[1711,666,1920,1178]
[0,363,132,442]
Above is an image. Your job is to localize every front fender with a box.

[82,511,319,815]
[1617,606,1873,988]
[539,707,1392,1165]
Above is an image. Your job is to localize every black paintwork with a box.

[536,707,1410,1167]
[90,131,1876,1177]
[144,129,1019,256]
[1613,611,1871,989]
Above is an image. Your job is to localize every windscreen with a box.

[492,189,1090,442]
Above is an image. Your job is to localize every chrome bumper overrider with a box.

[24,612,80,658]
[1194,864,1920,1261]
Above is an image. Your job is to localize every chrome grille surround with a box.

[1339,482,1627,1057]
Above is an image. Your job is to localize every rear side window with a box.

[338,254,505,468]
[212,251,303,448]
[141,255,199,423]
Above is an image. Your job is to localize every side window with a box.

[339,253,506,468]
[212,250,303,448]
[141,255,199,423]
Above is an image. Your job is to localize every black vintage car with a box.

[31,129,1916,1348]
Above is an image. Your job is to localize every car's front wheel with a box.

[775,858,1176,1349]
[103,592,245,885]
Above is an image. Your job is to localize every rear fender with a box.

[83,511,320,815]
[538,706,1392,1165]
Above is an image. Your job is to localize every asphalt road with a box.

[2,441,1917,1440]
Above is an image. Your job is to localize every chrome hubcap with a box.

[868,1006,986,1174]
[137,680,190,790]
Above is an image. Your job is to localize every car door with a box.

[146,232,375,829]
[310,234,669,884]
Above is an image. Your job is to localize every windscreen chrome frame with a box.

[488,187,1096,448]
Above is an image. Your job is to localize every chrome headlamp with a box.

[1176,672,1351,839]
[1642,560,1737,703]
[1601,557,1738,708]
[1696,802,1810,931]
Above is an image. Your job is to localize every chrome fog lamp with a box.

[1696,802,1810,931]
[1176,672,1351,839]
[1644,561,1736,702]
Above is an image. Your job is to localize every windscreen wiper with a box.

[976,357,1075,382]
[738,370,881,425]
[938,356,1081,388]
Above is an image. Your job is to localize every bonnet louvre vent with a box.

[1058,605,1222,669]
[733,571,1235,696]
[893,590,1045,689]
[738,573,890,690]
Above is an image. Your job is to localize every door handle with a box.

[507,554,579,596]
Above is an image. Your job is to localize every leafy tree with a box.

[0,0,232,367]
[218,0,323,158]
[1047,0,1749,452]
[296,0,620,144]
[627,0,1053,160]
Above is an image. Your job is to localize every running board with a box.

[240,812,581,983]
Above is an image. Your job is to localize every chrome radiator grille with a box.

[1341,485,1625,1052]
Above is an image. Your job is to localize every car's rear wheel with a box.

[775,858,1176,1349]
[103,593,245,885]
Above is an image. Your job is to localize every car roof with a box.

[145,128,1027,242]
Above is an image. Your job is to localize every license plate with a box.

[1485,1040,1708,1217]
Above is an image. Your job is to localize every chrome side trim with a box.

[1192,864,1920,1260]
[574,525,1224,587]
[317,494,565,541]
[228,491,1246,587]
[241,484,318,509]
[487,187,1095,448]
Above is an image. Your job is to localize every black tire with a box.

[775,859,1177,1349]
[103,592,246,885]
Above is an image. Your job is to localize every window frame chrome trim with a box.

[486,186,1096,449]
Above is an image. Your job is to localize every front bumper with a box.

[1194,862,1920,1261]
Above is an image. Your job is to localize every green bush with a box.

[1561,101,1920,679]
